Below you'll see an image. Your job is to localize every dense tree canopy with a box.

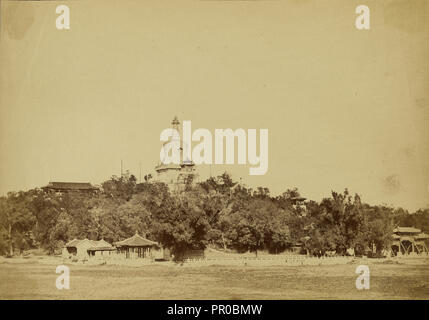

[0,172,428,259]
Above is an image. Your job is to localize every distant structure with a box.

[63,238,114,260]
[392,227,429,256]
[62,234,168,262]
[154,116,198,191]
[114,232,164,259]
[42,182,99,194]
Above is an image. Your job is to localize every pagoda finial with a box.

[171,116,180,126]
[171,116,180,132]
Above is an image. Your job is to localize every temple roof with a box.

[87,246,116,251]
[393,227,422,234]
[155,163,182,172]
[43,182,98,191]
[115,233,158,247]
[65,238,82,247]
[416,233,429,240]
[65,238,113,249]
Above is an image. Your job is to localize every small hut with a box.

[87,239,116,259]
[114,232,160,259]
[63,238,114,260]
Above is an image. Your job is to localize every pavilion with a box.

[114,232,160,259]
[391,227,429,256]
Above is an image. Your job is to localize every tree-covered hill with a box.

[0,172,428,258]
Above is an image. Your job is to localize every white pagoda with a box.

[154,116,198,191]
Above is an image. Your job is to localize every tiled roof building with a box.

[115,232,160,259]
[392,227,429,256]
[42,182,99,193]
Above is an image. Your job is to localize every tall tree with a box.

[0,192,35,255]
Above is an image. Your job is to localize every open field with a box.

[0,256,428,299]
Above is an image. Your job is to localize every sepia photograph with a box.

[0,0,428,309]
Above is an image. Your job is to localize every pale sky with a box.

[1,0,428,211]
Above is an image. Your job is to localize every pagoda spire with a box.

[171,116,180,132]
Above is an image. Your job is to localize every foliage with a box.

[0,171,427,258]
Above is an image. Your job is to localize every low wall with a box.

[183,255,355,266]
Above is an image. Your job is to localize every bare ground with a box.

[0,256,428,299]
